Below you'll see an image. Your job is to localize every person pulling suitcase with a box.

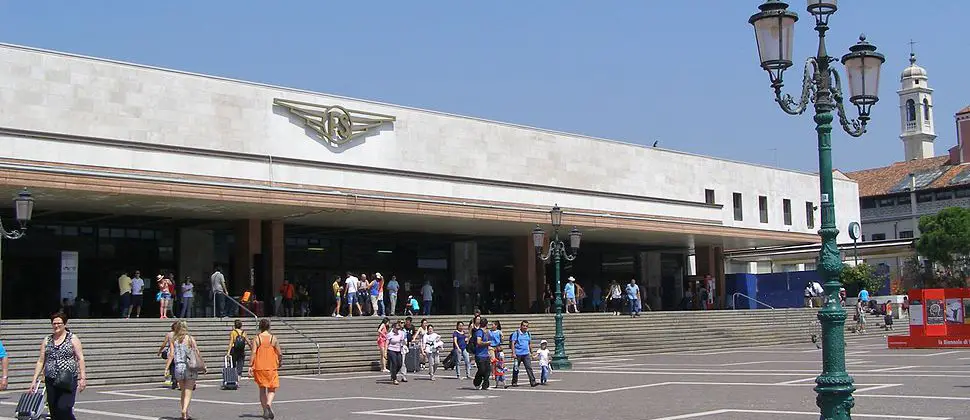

[222,354,239,390]
[15,379,46,420]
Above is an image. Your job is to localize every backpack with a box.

[467,328,479,352]
[232,331,246,352]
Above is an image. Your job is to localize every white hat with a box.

[568,276,576,282]
[540,339,548,344]
[375,272,383,278]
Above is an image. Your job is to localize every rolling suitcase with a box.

[249,300,264,317]
[405,343,421,373]
[15,380,46,420]
[222,355,239,390]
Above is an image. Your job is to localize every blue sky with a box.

[0,1,966,172]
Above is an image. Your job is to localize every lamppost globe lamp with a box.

[841,36,886,122]
[533,204,580,370]
[550,205,563,227]
[532,225,545,250]
[1,187,36,325]
[749,1,884,419]
[749,0,798,87]
[568,227,582,251]
[14,188,35,229]
[1,188,33,239]
[807,0,837,25]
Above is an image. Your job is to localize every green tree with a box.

[916,207,970,284]
[839,263,883,296]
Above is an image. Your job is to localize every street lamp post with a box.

[532,204,581,370]
[749,1,885,419]
[0,188,36,323]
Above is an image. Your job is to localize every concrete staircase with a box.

[0,308,886,390]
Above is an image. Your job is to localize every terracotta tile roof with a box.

[958,105,970,115]
[844,156,970,197]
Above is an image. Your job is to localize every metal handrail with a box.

[732,292,775,310]
[273,317,322,375]
[218,292,259,319]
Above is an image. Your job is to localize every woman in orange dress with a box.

[249,318,282,419]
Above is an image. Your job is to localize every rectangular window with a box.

[899,230,914,239]
[871,233,887,241]
[877,198,895,207]
[782,199,792,226]
[805,202,815,229]
[956,188,970,198]
[733,193,743,221]
[936,190,954,200]
[917,192,933,203]
[758,196,768,223]
[705,189,716,205]
[898,194,911,204]
[860,198,876,209]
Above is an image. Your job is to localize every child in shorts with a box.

[491,345,507,389]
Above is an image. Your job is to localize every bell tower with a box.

[898,52,936,160]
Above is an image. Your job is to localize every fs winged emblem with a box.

[273,98,396,146]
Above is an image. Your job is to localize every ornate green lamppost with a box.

[532,204,581,370]
[749,1,885,419]
[0,188,36,323]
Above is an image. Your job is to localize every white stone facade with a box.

[0,44,860,242]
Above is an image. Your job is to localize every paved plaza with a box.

[1,334,968,419]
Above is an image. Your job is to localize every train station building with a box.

[0,43,861,318]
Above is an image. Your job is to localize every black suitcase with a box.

[222,355,239,390]
[442,351,456,370]
[15,380,46,420]
[405,344,421,373]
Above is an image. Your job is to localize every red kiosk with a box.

[888,288,970,349]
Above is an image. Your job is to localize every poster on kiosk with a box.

[890,288,970,349]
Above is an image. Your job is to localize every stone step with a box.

[0,310,893,389]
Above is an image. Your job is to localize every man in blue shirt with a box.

[858,288,870,304]
[471,318,491,390]
[564,277,578,313]
[626,279,641,317]
[509,320,537,387]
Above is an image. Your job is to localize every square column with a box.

[232,219,261,297]
[695,245,725,308]
[178,228,214,286]
[512,236,540,313]
[638,251,663,311]
[451,241,478,314]
[261,220,285,311]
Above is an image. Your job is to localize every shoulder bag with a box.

[186,338,205,372]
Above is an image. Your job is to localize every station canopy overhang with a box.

[724,238,916,264]
[0,161,818,250]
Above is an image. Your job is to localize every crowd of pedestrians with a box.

[331,272,434,317]
[379,313,549,390]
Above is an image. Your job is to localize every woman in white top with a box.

[180,278,194,319]
[607,280,623,316]
[422,325,443,381]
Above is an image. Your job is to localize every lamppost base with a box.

[551,357,572,370]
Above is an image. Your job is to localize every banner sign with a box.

[60,251,79,302]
